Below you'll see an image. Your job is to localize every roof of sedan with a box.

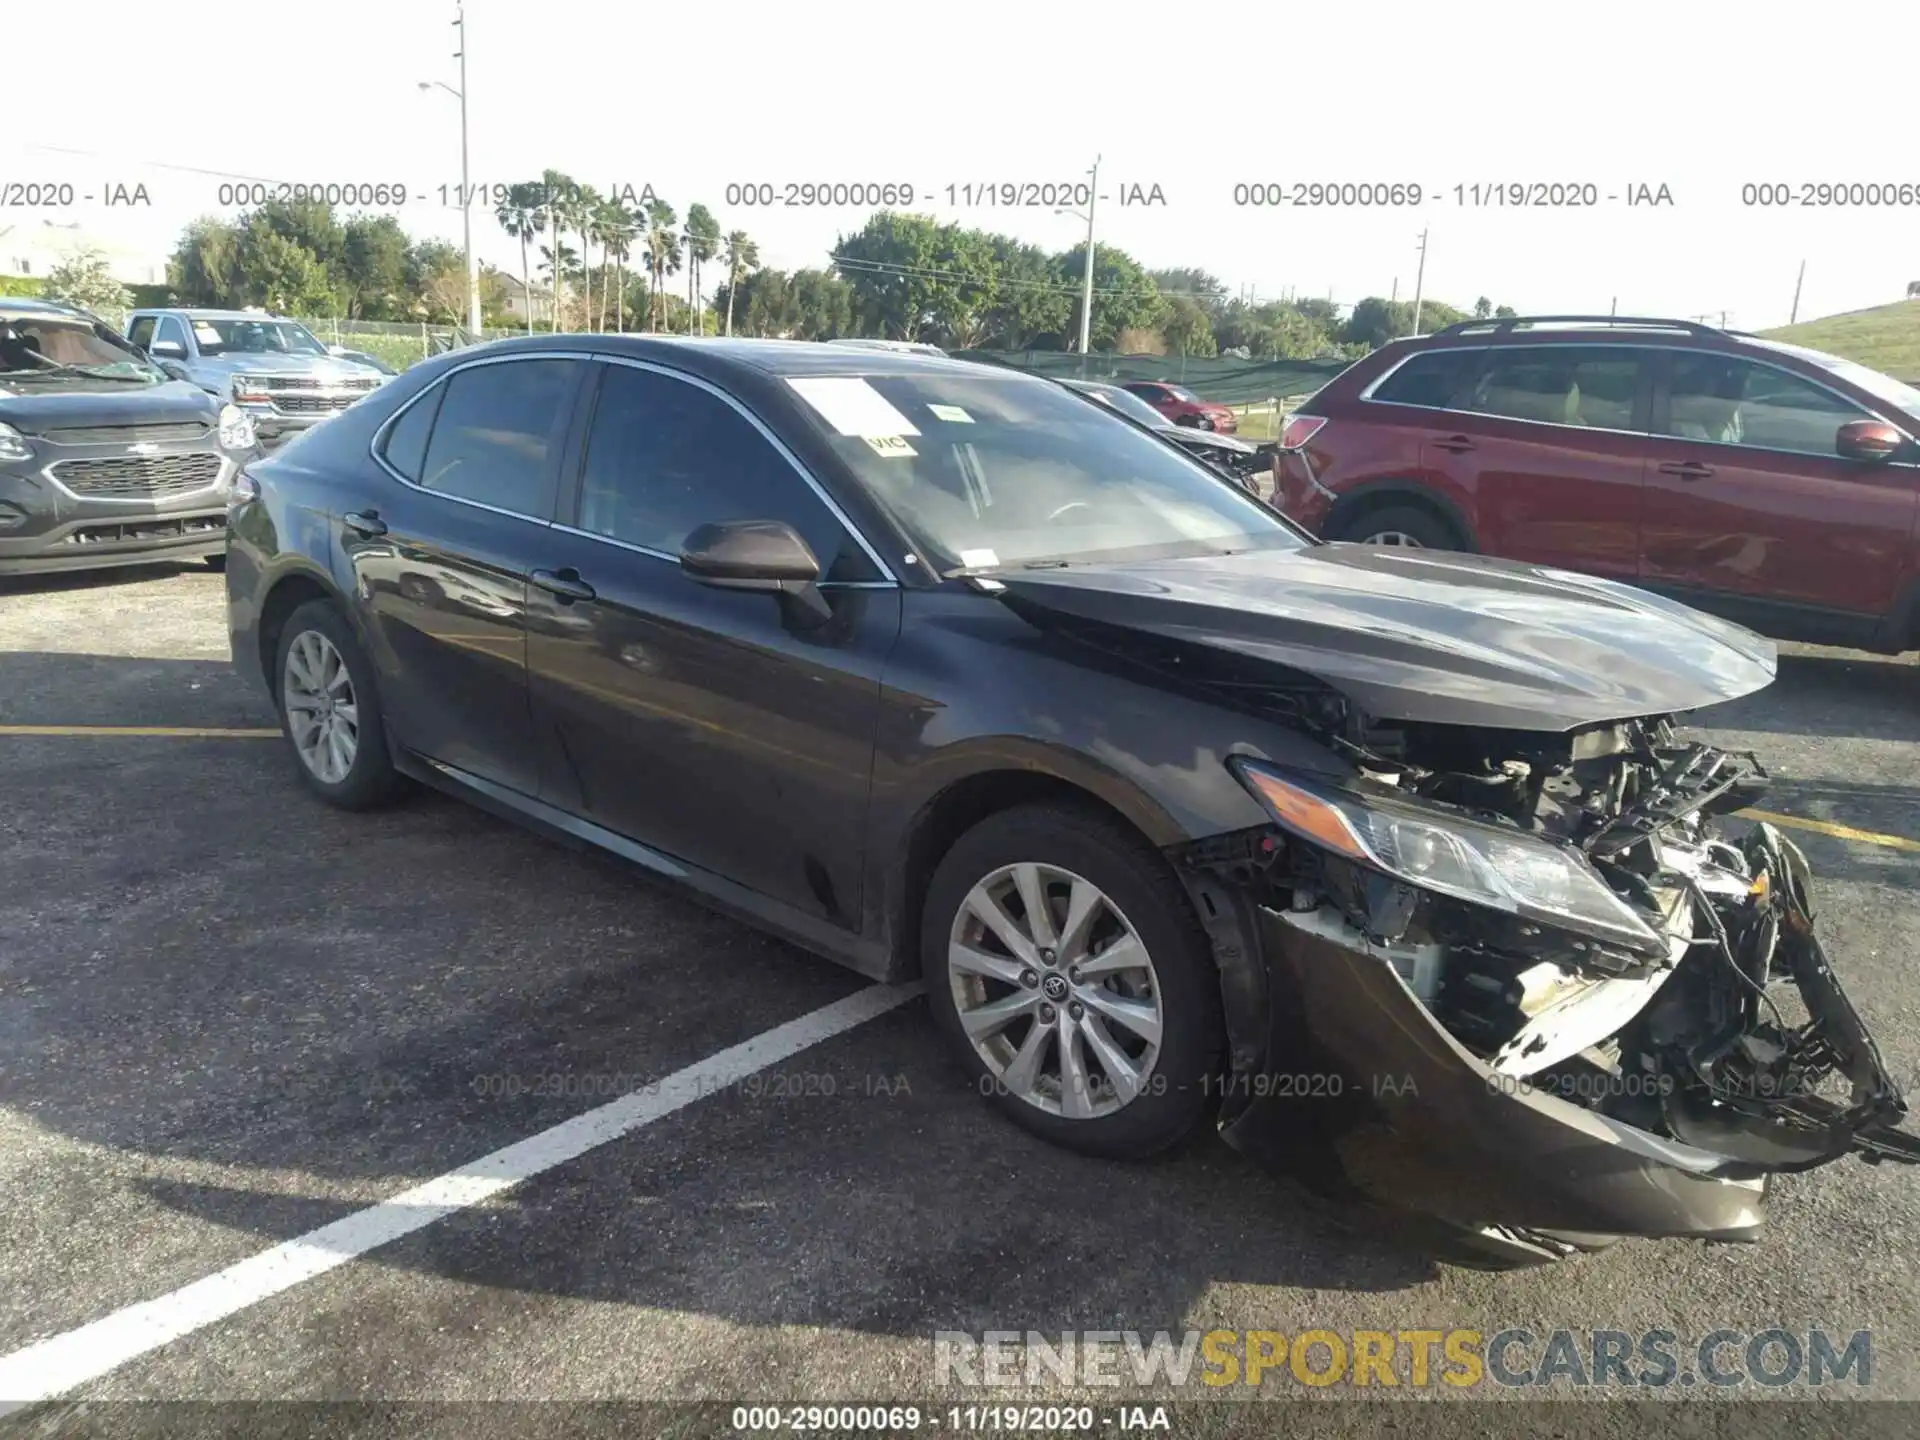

[463,333,1035,381]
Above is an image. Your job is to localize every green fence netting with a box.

[952,350,1352,405]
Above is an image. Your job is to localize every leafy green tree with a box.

[1494,304,1517,319]
[1160,295,1217,357]
[44,247,132,313]
[789,268,854,339]
[980,235,1067,349]
[1053,242,1163,351]
[720,229,759,337]
[340,215,410,319]
[834,212,948,340]
[237,229,338,315]
[1473,296,1493,319]
[167,218,241,307]
[406,240,468,323]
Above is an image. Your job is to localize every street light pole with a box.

[454,5,479,338]
[1077,155,1100,377]
[421,6,480,342]
[1410,228,1429,336]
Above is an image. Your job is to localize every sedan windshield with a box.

[0,315,162,381]
[190,318,329,358]
[785,370,1306,573]
[1076,383,1172,429]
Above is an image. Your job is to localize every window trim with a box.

[1357,340,1920,464]
[556,355,899,586]
[369,351,593,523]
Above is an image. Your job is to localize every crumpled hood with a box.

[0,378,219,431]
[996,542,1777,730]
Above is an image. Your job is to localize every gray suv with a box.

[127,309,388,449]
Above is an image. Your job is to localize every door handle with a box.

[1658,460,1715,480]
[343,509,388,537]
[531,567,596,603]
[1432,434,1476,453]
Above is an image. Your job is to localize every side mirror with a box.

[680,518,832,625]
[1836,419,1905,464]
[149,339,186,359]
[327,344,350,357]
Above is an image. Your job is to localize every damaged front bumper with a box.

[1185,818,1919,1261]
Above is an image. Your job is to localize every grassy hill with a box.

[1759,298,1920,381]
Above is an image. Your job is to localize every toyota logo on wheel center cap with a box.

[1041,973,1069,1001]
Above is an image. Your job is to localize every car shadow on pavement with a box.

[1,651,1434,1354]
[0,560,217,599]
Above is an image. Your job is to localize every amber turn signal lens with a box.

[1239,768,1367,860]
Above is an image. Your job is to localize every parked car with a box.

[0,298,255,577]
[125,309,388,451]
[226,336,1916,1268]
[1271,314,1920,653]
[1063,378,1274,493]
[1121,380,1238,432]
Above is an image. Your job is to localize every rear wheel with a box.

[1336,504,1462,551]
[922,803,1223,1160]
[273,600,404,810]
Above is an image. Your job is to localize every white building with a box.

[0,221,168,286]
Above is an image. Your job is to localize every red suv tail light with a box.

[1278,413,1327,451]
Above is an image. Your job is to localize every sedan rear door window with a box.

[416,359,578,516]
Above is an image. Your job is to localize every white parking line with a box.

[0,982,923,1415]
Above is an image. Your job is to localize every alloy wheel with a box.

[282,629,360,785]
[1361,530,1425,548]
[947,862,1163,1120]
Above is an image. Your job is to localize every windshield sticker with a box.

[192,323,223,346]
[927,403,974,423]
[786,376,921,438]
[863,434,917,458]
[959,547,1000,569]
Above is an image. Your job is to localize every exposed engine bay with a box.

[1247,704,1920,1173]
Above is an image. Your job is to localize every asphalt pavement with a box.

[2,562,1918,1431]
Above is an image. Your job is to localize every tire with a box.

[273,599,404,810]
[1335,503,1462,551]
[922,802,1224,1160]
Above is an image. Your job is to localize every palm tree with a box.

[561,183,602,332]
[494,182,545,335]
[596,200,638,333]
[539,169,574,331]
[643,200,680,332]
[685,203,720,337]
[720,230,759,338]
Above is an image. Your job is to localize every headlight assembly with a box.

[1231,759,1666,955]
[218,403,257,451]
[0,422,32,463]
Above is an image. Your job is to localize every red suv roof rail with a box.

[1434,315,1721,338]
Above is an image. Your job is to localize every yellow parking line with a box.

[1741,808,1920,854]
[0,725,281,738]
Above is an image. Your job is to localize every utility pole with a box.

[454,5,477,338]
[1410,229,1429,336]
[1790,259,1806,324]
[1077,156,1100,376]
[1391,276,1398,303]
[1610,295,1617,316]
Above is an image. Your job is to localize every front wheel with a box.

[922,803,1224,1160]
[1336,504,1462,550]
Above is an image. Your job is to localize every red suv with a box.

[1272,315,1920,652]
[1122,381,1238,432]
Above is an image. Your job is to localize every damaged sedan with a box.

[226,337,1918,1267]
